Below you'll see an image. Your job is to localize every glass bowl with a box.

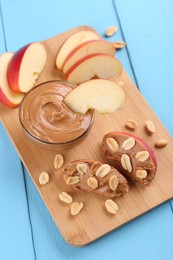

[19,80,95,150]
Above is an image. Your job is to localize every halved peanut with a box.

[39,172,49,185]
[76,163,88,175]
[66,176,80,185]
[125,119,138,130]
[136,170,148,179]
[106,137,119,152]
[145,120,155,134]
[54,153,64,169]
[105,199,118,214]
[112,41,126,49]
[96,164,111,178]
[71,202,84,216]
[87,177,98,189]
[105,26,118,36]
[109,175,119,191]
[155,139,168,148]
[122,137,135,150]
[121,154,132,172]
[136,151,149,162]
[59,192,73,204]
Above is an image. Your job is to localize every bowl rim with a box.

[19,80,95,146]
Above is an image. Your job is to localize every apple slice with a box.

[115,132,157,168]
[62,39,116,74]
[63,78,126,114]
[56,30,100,70]
[7,42,47,93]
[65,53,122,84]
[0,52,24,108]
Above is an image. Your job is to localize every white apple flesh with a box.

[63,78,126,114]
[7,42,47,93]
[56,30,100,70]
[0,53,24,108]
[62,39,116,74]
[65,53,122,84]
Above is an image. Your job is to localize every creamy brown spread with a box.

[63,159,129,198]
[102,132,157,185]
[19,81,93,143]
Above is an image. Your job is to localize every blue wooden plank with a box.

[1,0,173,259]
[0,125,35,260]
[25,171,173,260]
[0,8,5,53]
[115,0,173,218]
[0,0,135,81]
[0,6,35,260]
[115,0,173,134]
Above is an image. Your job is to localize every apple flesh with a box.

[56,30,100,70]
[65,53,122,84]
[63,78,126,114]
[0,53,24,108]
[62,39,116,74]
[7,42,47,93]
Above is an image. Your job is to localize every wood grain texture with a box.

[1,25,173,246]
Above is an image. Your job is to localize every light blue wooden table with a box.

[0,1,173,259]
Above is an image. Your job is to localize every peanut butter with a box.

[19,81,94,144]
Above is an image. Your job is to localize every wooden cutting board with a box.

[1,26,173,246]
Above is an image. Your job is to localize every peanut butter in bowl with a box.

[19,80,95,150]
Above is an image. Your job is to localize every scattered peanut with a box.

[155,139,168,148]
[105,199,119,214]
[59,192,73,204]
[54,153,64,169]
[145,120,155,134]
[105,26,118,37]
[125,119,138,130]
[39,172,49,185]
[71,202,84,216]
[112,41,126,49]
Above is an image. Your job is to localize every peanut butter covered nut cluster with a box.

[63,159,129,198]
[102,132,157,185]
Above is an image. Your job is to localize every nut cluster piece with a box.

[102,132,157,185]
[63,159,129,198]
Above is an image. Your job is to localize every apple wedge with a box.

[63,79,126,114]
[0,52,24,108]
[115,132,157,168]
[7,42,47,93]
[56,30,100,70]
[65,54,122,84]
[62,39,116,74]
